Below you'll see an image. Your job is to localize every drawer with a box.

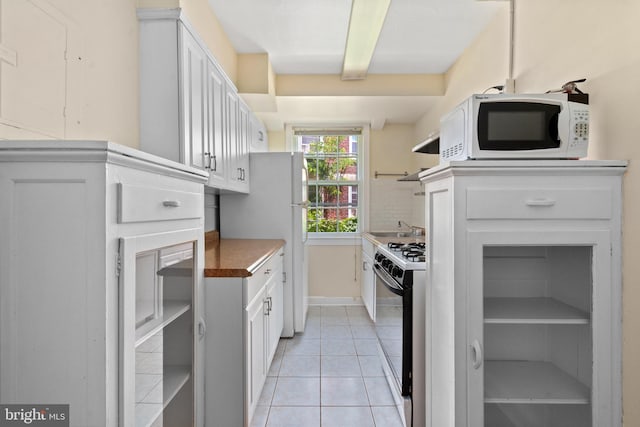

[245,249,283,305]
[118,183,203,223]
[466,187,612,220]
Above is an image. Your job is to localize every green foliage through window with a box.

[299,132,360,233]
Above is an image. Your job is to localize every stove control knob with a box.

[381,259,391,269]
[392,266,403,278]
[375,253,384,263]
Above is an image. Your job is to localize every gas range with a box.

[376,241,427,272]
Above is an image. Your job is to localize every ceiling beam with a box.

[276,74,445,96]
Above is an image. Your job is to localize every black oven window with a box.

[478,102,561,150]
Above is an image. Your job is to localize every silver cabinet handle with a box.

[525,198,556,207]
[363,261,369,271]
[162,200,181,207]
[471,339,483,369]
[263,299,270,315]
[212,154,217,172]
[267,296,272,313]
[264,269,272,275]
[198,318,206,339]
[204,152,211,170]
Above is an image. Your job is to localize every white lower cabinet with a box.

[0,141,207,427]
[204,247,284,427]
[361,237,376,322]
[422,160,626,427]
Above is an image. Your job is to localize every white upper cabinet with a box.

[250,114,269,152]
[179,25,207,171]
[138,9,258,194]
[206,60,227,186]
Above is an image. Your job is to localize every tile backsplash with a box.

[369,178,424,231]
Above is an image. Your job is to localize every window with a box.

[296,129,363,234]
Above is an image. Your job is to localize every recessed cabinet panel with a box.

[466,188,612,219]
[118,183,203,223]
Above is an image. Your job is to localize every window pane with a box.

[298,132,361,233]
[307,158,319,180]
[338,157,358,181]
[337,208,358,232]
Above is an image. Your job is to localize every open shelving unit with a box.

[132,243,195,427]
[482,246,593,427]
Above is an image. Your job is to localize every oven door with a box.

[373,263,412,396]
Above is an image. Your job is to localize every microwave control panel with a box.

[571,109,589,148]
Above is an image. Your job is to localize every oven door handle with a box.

[373,264,405,296]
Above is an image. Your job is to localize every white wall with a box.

[415,1,640,424]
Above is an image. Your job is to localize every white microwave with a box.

[439,93,589,161]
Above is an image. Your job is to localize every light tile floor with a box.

[250,305,405,427]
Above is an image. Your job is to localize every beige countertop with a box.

[204,231,285,278]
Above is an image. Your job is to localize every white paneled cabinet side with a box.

[0,141,207,427]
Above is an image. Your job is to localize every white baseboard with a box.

[308,296,364,306]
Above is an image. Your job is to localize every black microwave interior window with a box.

[478,102,561,150]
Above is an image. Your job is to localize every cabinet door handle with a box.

[267,296,272,313]
[525,198,556,207]
[363,261,368,271]
[263,299,270,315]
[198,318,206,339]
[204,152,211,170]
[162,200,181,208]
[212,154,217,172]
[237,167,242,180]
[265,269,272,275]
[471,339,483,369]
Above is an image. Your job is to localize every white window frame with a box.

[286,124,369,246]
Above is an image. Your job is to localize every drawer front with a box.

[246,249,283,305]
[466,187,612,220]
[118,183,203,223]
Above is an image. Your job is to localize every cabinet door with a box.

[237,100,251,189]
[206,60,226,186]
[225,88,240,184]
[466,230,612,427]
[179,26,207,171]
[250,114,268,152]
[361,250,375,322]
[266,270,284,365]
[119,230,200,427]
[246,289,267,419]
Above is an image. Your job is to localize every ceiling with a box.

[208,0,504,132]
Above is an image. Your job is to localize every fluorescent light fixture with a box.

[341,0,391,80]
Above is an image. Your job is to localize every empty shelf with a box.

[135,366,191,427]
[485,361,590,405]
[484,298,589,324]
[135,301,191,347]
